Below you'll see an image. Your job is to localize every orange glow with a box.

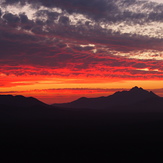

[0,74,163,104]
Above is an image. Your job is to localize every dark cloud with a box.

[39,0,117,16]
[59,16,70,25]
[34,0,163,23]
[133,63,147,68]
[0,0,163,38]
[148,12,163,21]
[36,10,59,21]
[19,14,29,24]
[3,13,20,26]
[3,0,34,6]
[2,0,163,23]
[3,0,20,4]
[0,0,163,79]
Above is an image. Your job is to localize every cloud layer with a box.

[0,0,163,83]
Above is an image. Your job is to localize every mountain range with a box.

[1,86,163,162]
[0,86,163,113]
[52,86,163,111]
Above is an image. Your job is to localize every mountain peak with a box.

[129,87,158,96]
[130,86,143,91]
[128,86,158,97]
[129,86,151,94]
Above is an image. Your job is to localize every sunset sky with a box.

[0,0,163,104]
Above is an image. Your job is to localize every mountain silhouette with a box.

[1,87,163,162]
[52,86,161,110]
[0,95,48,108]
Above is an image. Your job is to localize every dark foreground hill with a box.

[1,88,163,162]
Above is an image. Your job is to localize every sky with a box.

[0,0,163,104]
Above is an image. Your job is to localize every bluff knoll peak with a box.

[53,87,160,110]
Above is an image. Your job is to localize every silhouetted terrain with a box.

[53,86,163,111]
[0,95,48,108]
[1,87,163,162]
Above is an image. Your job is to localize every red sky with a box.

[0,0,163,104]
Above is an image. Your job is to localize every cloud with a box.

[0,0,163,80]
[0,0,163,38]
